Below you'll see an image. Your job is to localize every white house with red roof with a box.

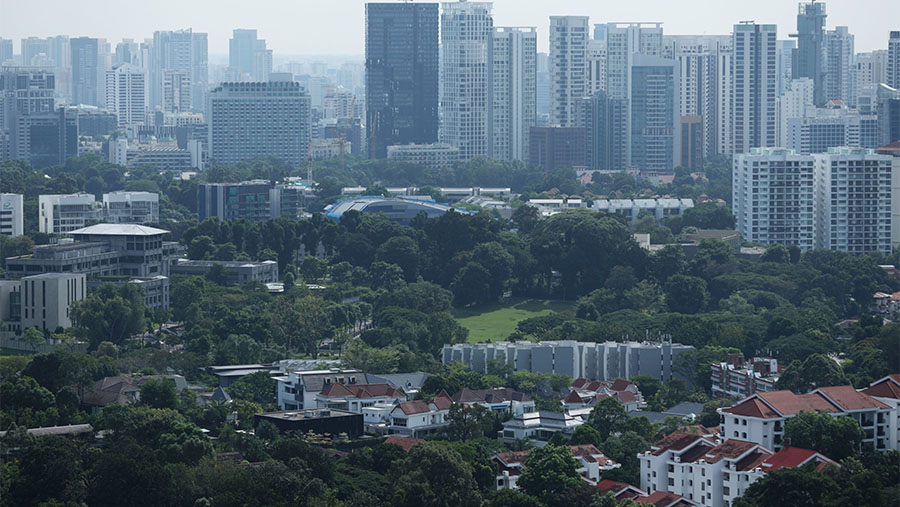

[567,378,645,410]
[718,384,897,452]
[386,392,452,438]
[639,432,836,507]
[315,383,407,413]
[493,444,619,490]
[861,374,900,450]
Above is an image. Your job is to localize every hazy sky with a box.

[2,0,897,57]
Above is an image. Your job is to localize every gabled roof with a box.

[862,375,900,399]
[393,400,431,416]
[431,394,452,411]
[761,446,837,473]
[614,391,638,404]
[383,435,423,452]
[596,480,647,499]
[211,386,232,403]
[815,385,890,411]
[725,390,842,418]
[81,376,140,407]
[650,432,710,456]
[572,378,590,389]
[610,379,635,391]
[722,398,780,418]
[701,440,762,464]
[564,390,584,403]
[319,383,405,399]
[451,387,531,404]
[640,491,697,507]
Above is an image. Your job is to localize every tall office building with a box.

[733,148,815,250]
[70,37,99,106]
[46,36,71,102]
[162,70,191,113]
[12,109,77,169]
[440,1,493,162]
[586,40,607,96]
[151,29,207,113]
[536,52,550,122]
[0,67,56,131]
[629,55,679,173]
[114,39,140,66]
[229,29,272,82]
[21,37,50,66]
[732,23,778,155]
[776,40,796,96]
[0,39,12,65]
[105,64,147,128]
[824,26,854,103]
[549,16,589,127]
[490,27,536,161]
[364,2,439,159]
[877,84,900,146]
[814,147,892,254]
[792,1,827,105]
[208,81,311,166]
[605,23,663,167]
[889,31,900,89]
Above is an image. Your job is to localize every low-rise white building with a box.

[591,198,694,221]
[102,191,159,225]
[38,193,101,234]
[315,383,407,413]
[494,444,619,490]
[639,433,836,507]
[718,385,898,452]
[499,410,587,446]
[274,369,365,410]
[450,388,536,416]
[387,395,452,438]
[0,273,86,333]
[387,143,460,169]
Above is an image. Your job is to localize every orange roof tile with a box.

[701,440,759,464]
[383,435,423,452]
[816,385,890,411]
[394,400,431,415]
[722,398,779,418]
[650,432,706,456]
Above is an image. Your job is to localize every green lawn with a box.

[452,298,575,343]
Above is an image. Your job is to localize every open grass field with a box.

[452,298,575,343]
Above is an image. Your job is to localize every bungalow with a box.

[566,378,644,411]
[80,376,141,414]
[387,393,452,438]
[499,410,586,446]
[451,387,536,416]
[494,444,619,490]
[315,383,407,413]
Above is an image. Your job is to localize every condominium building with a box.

[0,193,24,236]
[0,273,86,333]
[776,39,796,96]
[732,23,778,154]
[877,84,900,147]
[888,31,900,89]
[207,81,311,166]
[719,384,899,452]
[439,1,493,162]
[70,37,99,106]
[442,340,694,382]
[591,198,694,221]
[162,69,191,113]
[813,147,892,254]
[732,148,815,250]
[105,63,147,128]
[38,193,101,234]
[549,16,589,128]
[0,39,12,64]
[364,2,439,159]
[710,355,779,398]
[586,40,607,96]
[776,78,814,147]
[639,433,836,507]
[824,26,854,104]
[197,180,279,222]
[102,191,159,225]
[785,104,878,154]
[386,142,459,169]
[150,29,208,113]
[490,27,536,161]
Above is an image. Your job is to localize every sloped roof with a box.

[701,440,760,464]
[81,376,140,407]
[451,387,531,404]
[564,390,584,403]
[722,398,780,418]
[650,432,708,456]
[615,391,638,404]
[393,400,431,416]
[640,491,696,507]
[319,383,405,399]
[211,386,232,403]
[610,379,635,391]
[761,446,837,472]
[816,385,890,411]
[431,394,452,411]
[760,391,842,415]
[572,378,590,389]
[494,451,531,467]
[862,375,900,399]
[383,435,424,452]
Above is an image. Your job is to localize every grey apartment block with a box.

[443,340,694,381]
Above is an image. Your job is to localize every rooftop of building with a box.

[318,383,406,399]
[173,258,277,268]
[69,223,169,236]
[451,387,532,404]
[383,435,424,452]
[256,408,358,421]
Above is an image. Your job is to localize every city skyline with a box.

[2,0,897,57]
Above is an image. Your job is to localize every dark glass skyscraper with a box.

[792,2,826,105]
[365,2,439,159]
